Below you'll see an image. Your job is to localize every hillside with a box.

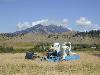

[0,31,100,48]
[0,24,100,48]
[13,24,70,35]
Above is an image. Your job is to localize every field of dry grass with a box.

[0,52,100,75]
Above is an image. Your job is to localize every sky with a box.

[0,0,100,33]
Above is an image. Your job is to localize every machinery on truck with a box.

[41,42,80,62]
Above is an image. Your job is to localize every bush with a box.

[73,44,89,50]
[28,44,50,52]
[14,48,29,53]
[0,46,14,53]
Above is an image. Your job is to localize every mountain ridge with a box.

[13,24,70,35]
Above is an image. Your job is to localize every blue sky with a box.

[0,0,100,33]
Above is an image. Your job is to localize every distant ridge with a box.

[13,24,70,35]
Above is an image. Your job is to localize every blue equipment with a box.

[42,42,80,62]
[44,50,80,62]
[25,51,37,59]
[64,55,80,61]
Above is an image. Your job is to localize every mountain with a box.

[13,24,70,35]
[0,26,100,48]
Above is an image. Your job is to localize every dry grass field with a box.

[0,52,100,75]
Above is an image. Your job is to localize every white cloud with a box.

[17,22,31,29]
[16,18,71,30]
[61,19,68,26]
[17,22,23,29]
[92,24,100,30]
[32,19,48,26]
[76,17,93,31]
[62,19,68,23]
[76,17,100,31]
[17,19,48,29]
[76,17,92,26]
[32,19,69,27]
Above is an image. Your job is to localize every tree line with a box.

[73,30,100,38]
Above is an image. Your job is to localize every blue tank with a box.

[64,55,80,61]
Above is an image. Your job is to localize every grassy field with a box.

[0,52,100,75]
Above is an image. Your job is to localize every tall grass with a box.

[0,52,100,75]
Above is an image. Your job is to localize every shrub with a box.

[0,46,14,53]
